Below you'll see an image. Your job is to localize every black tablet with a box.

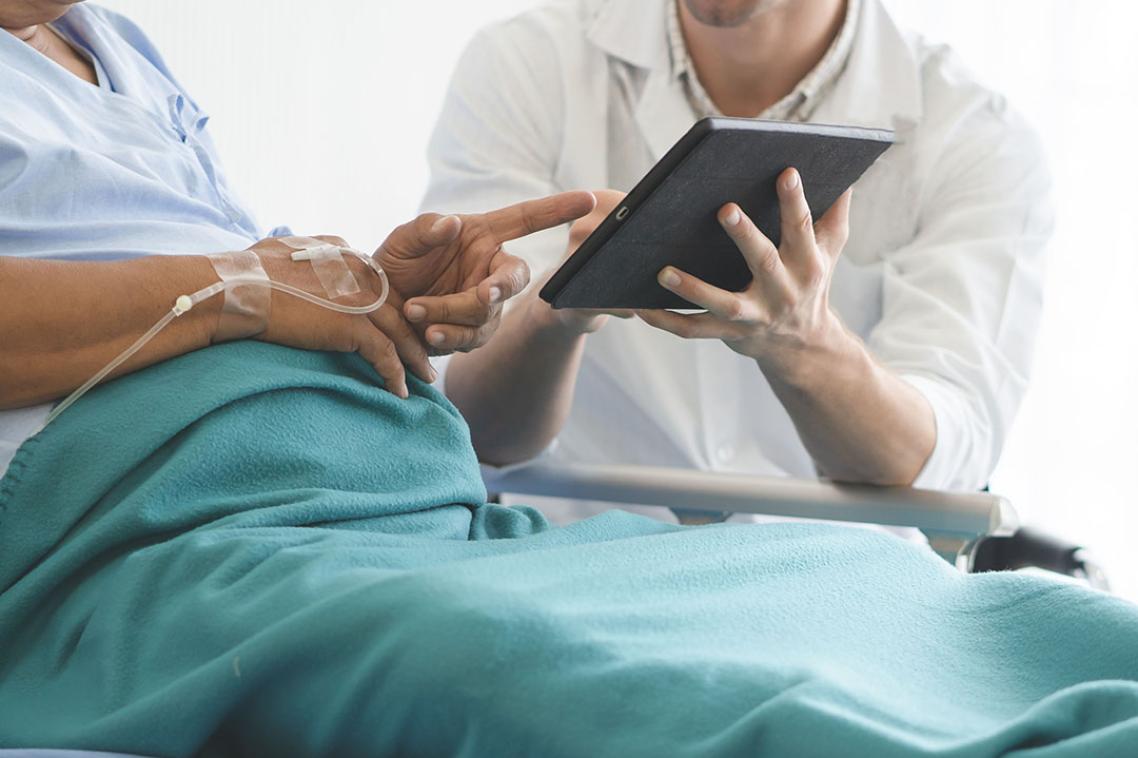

[539,117,894,310]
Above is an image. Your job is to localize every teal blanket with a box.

[1,343,1136,757]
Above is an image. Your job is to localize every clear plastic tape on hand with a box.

[209,249,272,341]
[277,236,362,300]
[44,239,388,425]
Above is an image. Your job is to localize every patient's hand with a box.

[381,191,596,354]
[251,235,435,400]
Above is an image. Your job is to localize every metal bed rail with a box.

[483,462,1020,566]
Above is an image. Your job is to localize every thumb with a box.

[378,213,462,260]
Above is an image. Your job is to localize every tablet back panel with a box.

[543,119,892,309]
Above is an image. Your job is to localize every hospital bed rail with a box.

[483,462,1109,588]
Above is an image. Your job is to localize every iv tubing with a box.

[44,249,389,425]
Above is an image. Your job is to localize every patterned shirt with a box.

[666,0,861,121]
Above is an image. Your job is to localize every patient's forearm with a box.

[445,292,587,466]
[761,329,936,487]
[0,255,221,408]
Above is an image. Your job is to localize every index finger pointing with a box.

[486,191,596,241]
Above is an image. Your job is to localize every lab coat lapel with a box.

[586,0,695,161]
[810,0,924,132]
[635,68,699,161]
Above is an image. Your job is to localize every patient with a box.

[0,1,593,462]
[1,3,1137,757]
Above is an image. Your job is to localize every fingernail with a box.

[428,331,445,346]
[488,286,502,304]
[724,208,742,227]
[406,304,426,322]
[429,366,439,382]
[784,170,800,191]
[431,215,458,234]
[659,268,681,288]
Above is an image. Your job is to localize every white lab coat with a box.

[421,0,1052,525]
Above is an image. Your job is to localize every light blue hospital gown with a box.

[0,4,270,474]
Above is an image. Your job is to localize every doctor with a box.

[410,0,1052,523]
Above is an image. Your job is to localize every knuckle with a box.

[457,327,481,352]
[479,302,498,325]
[470,328,492,350]
[802,259,827,290]
[723,299,747,322]
[797,210,814,233]
[523,210,541,236]
[338,319,364,353]
[379,338,399,362]
[511,258,531,292]
[757,247,781,275]
[739,219,765,247]
[395,328,422,357]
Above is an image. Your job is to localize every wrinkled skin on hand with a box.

[383,191,596,354]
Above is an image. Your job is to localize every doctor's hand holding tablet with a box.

[636,168,854,371]
[477,119,874,352]
[524,118,937,486]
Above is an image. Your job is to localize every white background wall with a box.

[98,0,1138,600]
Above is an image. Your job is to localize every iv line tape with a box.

[278,236,362,300]
[44,242,389,426]
[209,249,272,341]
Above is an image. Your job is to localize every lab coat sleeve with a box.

[419,22,572,276]
[867,100,1053,491]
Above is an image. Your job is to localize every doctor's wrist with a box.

[753,314,864,392]
[524,291,607,338]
